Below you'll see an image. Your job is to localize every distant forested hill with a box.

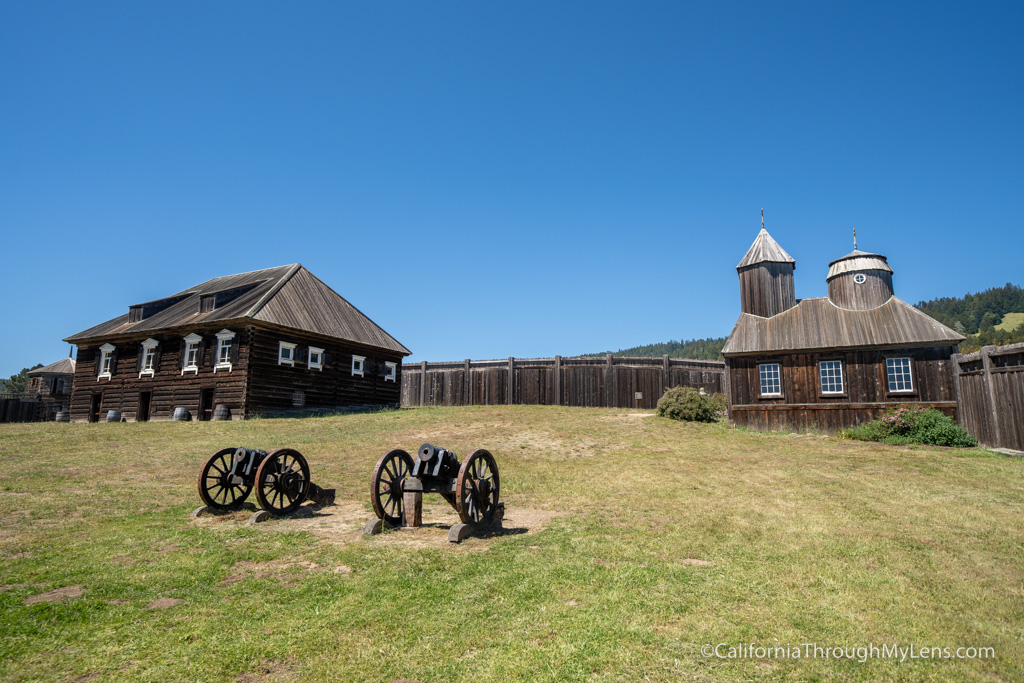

[914,283,1024,352]
[586,337,727,360]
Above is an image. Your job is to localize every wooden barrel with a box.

[55,411,70,423]
[212,405,231,421]
[105,410,122,422]
[172,407,192,421]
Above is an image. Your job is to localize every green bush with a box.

[655,386,723,423]
[842,406,977,448]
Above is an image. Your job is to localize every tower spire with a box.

[761,208,764,231]
[853,227,857,251]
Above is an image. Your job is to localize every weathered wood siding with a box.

[727,345,959,432]
[738,262,796,318]
[243,326,402,417]
[826,270,894,311]
[68,326,250,422]
[952,343,1024,451]
[401,356,726,409]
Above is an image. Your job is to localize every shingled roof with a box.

[722,296,965,355]
[64,264,411,355]
[27,358,76,375]
[736,228,796,269]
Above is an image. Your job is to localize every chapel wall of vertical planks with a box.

[400,355,726,409]
[952,342,1024,451]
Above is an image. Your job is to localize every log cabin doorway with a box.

[138,391,152,422]
[199,388,215,422]
[89,393,102,423]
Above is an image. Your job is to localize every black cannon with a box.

[198,447,334,515]
[370,443,501,530]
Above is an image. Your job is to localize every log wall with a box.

[952,342,1024,451]
[727,345,959,432]
[401,355,726,409]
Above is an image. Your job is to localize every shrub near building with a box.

[842,406,978,448]
[655,386,725,423]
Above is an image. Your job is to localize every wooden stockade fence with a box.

[0,394,42,424]
[401,355,726,409]
[952,342,1024,452]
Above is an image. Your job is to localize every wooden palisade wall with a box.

[952,342,1024,451]
[401,355,726,409]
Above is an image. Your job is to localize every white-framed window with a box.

[97,343,115,380]
[279,341,297,366]
[308,346,324,371]
[818,360,844,394]
[886,357,914,392]
[214,329,236,372]
[351,354,365,377]
[384,361,396,382]
[182,333,202,375]
[758,362,782,397]
[139,338,159,378]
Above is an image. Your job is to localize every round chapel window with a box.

[854,273,866,284]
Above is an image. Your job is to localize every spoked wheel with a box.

[198,448,252,510]
[456,449,500,527]
[371,449,413,527]
[254,448,310,516]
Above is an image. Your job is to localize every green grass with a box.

[996,311,1024,332]
[1,407,1022,681]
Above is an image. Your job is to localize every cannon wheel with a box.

[456,449,500,527]
[198,448,252,510]
[371,449,413,527]
[254,448,310,516]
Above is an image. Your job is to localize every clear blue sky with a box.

[2,2,1022,375]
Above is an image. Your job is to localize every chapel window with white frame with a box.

[351,355,365,377]
[308,347,324,371]
[886,357,913,392]
[818,360,844,394]
[384,361,396,382]
[758,362,782,397]
[98,343,115,380]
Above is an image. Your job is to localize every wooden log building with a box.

[63,264,410,422]
[722,228,964,432]
[26,357,75,420]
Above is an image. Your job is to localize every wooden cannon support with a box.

[366,443,503,543]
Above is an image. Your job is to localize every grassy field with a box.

[996,312,1024,332]
[1,406,1022,681]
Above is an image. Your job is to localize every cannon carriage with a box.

[198,447,334,515]
[371,443,501,531]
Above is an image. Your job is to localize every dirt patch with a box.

[72,675,98,682]
[25,585,85,605]
[145,598,181,609]
[679,558,712,566]
[235,659,298,682]
[154,544,180,555]
[221,559,350,588]
[367,506,564,551]
[106,599,131,605]
[110,556,135,566]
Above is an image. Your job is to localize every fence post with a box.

[419,361,427,407]
[950,352,965,429]
[508,357,515,405]
[554,355,562,406]
[463,358,471,406]
[981,346,1002,447]
[662,354,670,394]
[606,354,614,408]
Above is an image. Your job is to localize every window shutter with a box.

[180,340,187,369]
[109,348,118,375]
[230,337,240,364]
[199,337,209,367]
[323,352,332,367]
[154,344,162,370]
[297,347,308,364]
[136,345,144,373]
[94,348,102,376]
